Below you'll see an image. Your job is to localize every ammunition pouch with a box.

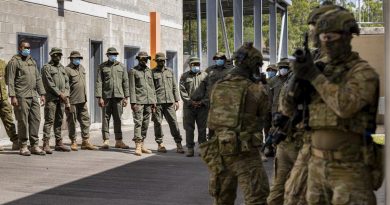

[363,143,384,190]
[199,137,224,174]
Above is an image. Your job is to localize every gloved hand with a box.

[293,51,321,81]
[272,112,289,128]
[271,131,287,145]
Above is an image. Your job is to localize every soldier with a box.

[266,64,277,79]
[129,51,156,156]
[95,47,130,149]
[292,8,379,204]
[269,58,290,115]
[7,39,46,156]
[200,42,269,204]
[0,47,18,151]
[151,52,184,153]
[65,51,97,151]
[41,48,71,153]
[179,57,208,157]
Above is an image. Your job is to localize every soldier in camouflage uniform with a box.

[7,39,46,156]
[200,42,269,205]
[0,47,18,151]
[95,47,130,149]
[129,51,156,156]
[41,48,71,153]
[65,51,97,151]
[292,8,379,204]
[269,58,290,115]
[151,52,184,153]
[179,57,208,157]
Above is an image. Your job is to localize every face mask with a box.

[108,55,117,62]
[72,59,81,66]
[279,68,289,76]
[191,66,200,73]
[267,71,276,78]
[20,49,30,57]
[215,59,225,66]
[321,36,352,61]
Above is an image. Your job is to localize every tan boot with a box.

[186,148,194,157]
[19,145,31,156]
[81,139,98,150]
[42,139,53,154]
[115,140,130,149]
[176,143,185,154]
[141,142,152,154]
[157,143,167,153]
[70,140,78,151]
[55,140,71,152]
[31,145,46,155]
[101,139,110,149]
[134,142,142,156]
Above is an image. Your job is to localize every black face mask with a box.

[321,35,352,61]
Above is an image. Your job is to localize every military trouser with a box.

[152,103,182,144]
[211,149,270,205]
[102,98,123,140]
[0,100,18,143]
[65,102,90,140]
[267,139,300,205]
[132,104,153,142]
[183,107,207,148]
[43,100,65,141]
[13,97,41,146]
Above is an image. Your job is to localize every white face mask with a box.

[279,68,289,76]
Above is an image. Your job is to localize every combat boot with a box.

[81,139,98,150]
[186,148,194,157]
[42,139,53,154]
[31,145,46,155]
[157,143,167,153]
[70,140,78,151]
[134,142,142,156]
[12,140,19,150]
[141,142,152,154]
[101,139,110,149]
[115,140,130,149]
[19,145,31,156]
[176,143,185,154]
[55,140,71,152]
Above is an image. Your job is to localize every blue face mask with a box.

[20,49,30,57]
[108,55,117,62]
[215,59,225,66]
[72,59,81,66]
[267,71,276,78]
[191,66,200,73]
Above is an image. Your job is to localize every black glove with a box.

[293,51,321,81]
[272,112,289,128]
[271,131,287,145]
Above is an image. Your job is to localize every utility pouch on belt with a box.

[216,129,239,156]
[363,142,384,190]
[199,137,224,174]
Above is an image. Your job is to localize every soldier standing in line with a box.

[65,51,97,151]
[129,51,156,156]
[7,39,46,156]
[95,47,130,149]
[151,52,184,153]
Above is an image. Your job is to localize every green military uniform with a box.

[7,54,46,147]
[95,48,129,141]
[42,49,69,144]
[179,57,208,150]
[129,63,156,142]
[151,57,182,144]
[0,59,18,145]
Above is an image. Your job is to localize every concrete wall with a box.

[0,0,183,143]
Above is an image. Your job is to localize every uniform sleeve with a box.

[128,69,136,104]
[41,65,60,96]
[122,64,129,98]
[179,73,191,104]
[6,59,17,97]
[172,71,180,102]
[311,66,379,118]
[95,65,102,98]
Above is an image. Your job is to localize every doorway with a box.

[89,41,103,123]
[124,46,140,71]
[166,51,178,80]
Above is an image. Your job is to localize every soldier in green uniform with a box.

[179,57,208,157]
[7,39,46,156]
[41,48,71,153]
[65,51,97,151]
[151,52,184,153]
[95,47,130,149]
[292,8,379,204]
[200,42,269,204]
[269,58,290,115]
[129,51,156,156]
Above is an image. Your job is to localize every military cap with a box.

[68,51,83,59]
[106,47,119,55]
[212,52,227,60]
[277,58,290,68]
[49,47,63,56]
[136,51,151,60]
[188,57,200,65]
[266,64,277,71]
[154,52,167,61]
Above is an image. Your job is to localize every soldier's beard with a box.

[321,35,352,62]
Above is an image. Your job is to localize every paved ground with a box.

[0,124,385,205]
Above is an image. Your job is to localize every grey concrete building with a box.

[0,0,183,142]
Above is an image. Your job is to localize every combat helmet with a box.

[232,42,263,70]
[316,8,360,36]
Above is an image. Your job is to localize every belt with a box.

[311,147,343,161]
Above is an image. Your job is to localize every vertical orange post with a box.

[150,11,161,69]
